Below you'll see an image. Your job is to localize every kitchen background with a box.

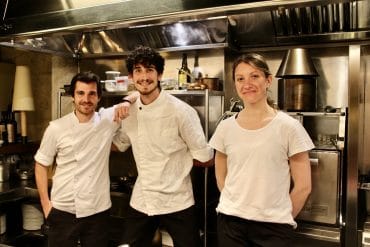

[0,0,370,246]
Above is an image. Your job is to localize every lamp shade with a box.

[12,65,35,111]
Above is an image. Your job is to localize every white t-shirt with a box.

[113,90,213,215]
[34,107,119,218]
[209,111,314,226]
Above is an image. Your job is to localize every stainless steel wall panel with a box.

[346,45,361,247]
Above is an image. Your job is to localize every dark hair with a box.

[232,53,272,81]
[232,53,276,107]
[126,45,165,75]
[69,71,101,98]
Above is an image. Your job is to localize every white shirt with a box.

[209,111,314,227]
[113,90,213,215]
[34,107,119,218]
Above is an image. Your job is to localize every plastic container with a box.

[115,76,129,92]
[105,71,120,80]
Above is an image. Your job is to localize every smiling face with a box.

[73,81,100,119]
[234,62,272,106]
[130,63,162,96]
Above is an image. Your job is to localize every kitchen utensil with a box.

[278,78,317,111]
[105,80,116,92]
[115,76,129,92]
[105,71,120,80]
[201,77,220,90]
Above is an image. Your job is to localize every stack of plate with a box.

[22,203,44,231]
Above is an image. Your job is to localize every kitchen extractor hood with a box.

[276,48,319,77]
[0,0,369,57]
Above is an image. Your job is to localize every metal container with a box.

[201,77,220,91]
[0,163,9,182]
[278,78,317,111]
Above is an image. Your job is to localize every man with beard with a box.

[113,46,213,247]
[34,71,132,247]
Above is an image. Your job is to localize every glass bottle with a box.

[0,112,7,144]
[6,107,16,143]
[192,53,203,80]
[178,53,191,89]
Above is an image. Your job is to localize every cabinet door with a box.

[297,150,341,225]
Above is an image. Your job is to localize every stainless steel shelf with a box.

[286,111,345,117]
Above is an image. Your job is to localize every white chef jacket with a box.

[209,111,314,227]
[113,90,213,215]
[34,107,119,218]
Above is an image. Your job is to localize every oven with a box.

[291,108,347,245]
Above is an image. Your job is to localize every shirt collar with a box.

[72,111,97,124]
[137,90,166,111]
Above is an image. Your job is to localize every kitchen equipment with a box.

[115,76,129,92]
[22,203,44,230]
[104,80,116,92]
[289,108,346,231]
[297,150,341,225]
[0,162,9,182]
[276,48,319,78]
[276,48,319,111]
[201,77,220,91]
[105,71,120,80]
[278,78,317,111]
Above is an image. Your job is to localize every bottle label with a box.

[7,124,14,143]
[178,73,188,89]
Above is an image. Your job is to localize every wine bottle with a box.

[6,107,16,143]
[178,53,191,89]
[0,112,7,144]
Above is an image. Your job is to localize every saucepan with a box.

[201,77,220,90]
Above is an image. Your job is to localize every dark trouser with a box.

[217,213,295,247]
[45,208,110,247]
[119,205,201,247]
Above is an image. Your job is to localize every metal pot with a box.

[278,78,317,111]
[201,77,220,90]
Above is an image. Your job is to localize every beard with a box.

[75,102,96,116]
[135,79,159,96]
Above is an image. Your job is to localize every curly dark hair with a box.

[126,45,165,75]
[69,71,101,98]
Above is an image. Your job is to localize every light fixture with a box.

[12,65,34,143]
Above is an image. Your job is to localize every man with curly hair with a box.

[113,46,213,247]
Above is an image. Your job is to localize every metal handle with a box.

[309,158,319,166]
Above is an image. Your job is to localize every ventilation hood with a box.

[276,48,319,77]
[0,0,369,58]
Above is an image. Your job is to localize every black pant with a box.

[217,213,294,247]
[45,208,110,247]
[119,205,201,247]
